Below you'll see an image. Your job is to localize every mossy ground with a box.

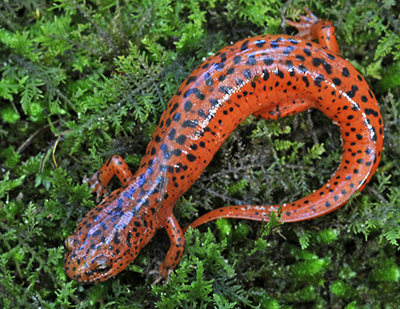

[1,0,399,308]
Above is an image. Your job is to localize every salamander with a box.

[64,9,384,283]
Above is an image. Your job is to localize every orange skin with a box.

[64,9,384,283]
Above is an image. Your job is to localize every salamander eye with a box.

[64,236,77,251]
[94,264,111,273]
[92,256,111,273]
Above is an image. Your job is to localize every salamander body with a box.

[64,10,383,283]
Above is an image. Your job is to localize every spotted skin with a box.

[64,10,384,283]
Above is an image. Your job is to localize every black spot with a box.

[240,40,249,51]
[303,48,311,56]
[314,74,324,87]
[184,101,192,112]
[182,120,198,128]
[186,76,197,85]
[327,53,335,60]
[298,65,307,73]
[312,57,323,67]
[342,67,350,77]
[172,149,182,156]
[346,85,358,98]
[198,109,207,118]
[184,88,205,100]
[365,108,379,117]
[296,55,305,62]
[187,153,196,162]
[218,74,226,82]
[323,62,332,74]
[263,57,274,66]
[285,60,294,69]
[176,135,186,145]
[270,40,279,48]
[332,77,341,86]
[283,45,295,55]
[220,52,227,63]
[113,231,120,245]
[227,67,235,75]
[214,62,225,71]
[325,201,331,207]
[356,134,363,140]
[236,78,244,87]
[246,54,257,66]
[219,86,233,95]
[302,76,310,87]
[168,129,176,140]
[173,113,181,122]
[160,143,171,159]
[262,69,269,81]
[151,147,156,155]
[204,73,213,86]
[368,90,374,99]
[351,103,360,111]
[256,39,266,47]
[274,69,284,78]
[243,69,252,80]
[210,98,219,106]
[233,56,242,64]
[361,95,368,102]
[170,102,179,114]
[92,230,102,237]
[126,232,132,248]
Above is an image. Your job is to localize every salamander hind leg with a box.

[286,8,340,55]
[88,155,133,202]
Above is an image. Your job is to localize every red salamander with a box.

[64,10,384,283]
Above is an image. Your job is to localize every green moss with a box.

[0,0,399,308]
[0,106,20,124]
[330,280,355,299]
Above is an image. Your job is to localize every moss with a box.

[1,0,399,308]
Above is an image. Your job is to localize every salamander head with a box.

[63,192,157,283]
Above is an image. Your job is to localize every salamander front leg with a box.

[88,155,133,202]
[152,214,185,284]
